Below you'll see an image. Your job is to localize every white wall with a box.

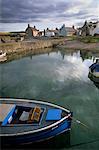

[45,31,55,37]
[93,22,99,35]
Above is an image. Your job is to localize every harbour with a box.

[0,49,99,149]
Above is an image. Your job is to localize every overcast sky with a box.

[0,0,99,31]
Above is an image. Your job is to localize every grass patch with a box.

[77,36,99,43]
[0,42,19,47]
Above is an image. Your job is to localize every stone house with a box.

[79,21,99,36]
[56,24,76,36]
[65,26,76,36]
[25,24,39,38]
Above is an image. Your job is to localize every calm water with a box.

[0,50,99,149]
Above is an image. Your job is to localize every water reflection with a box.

[60,50,81,60]
[1,49,99,98]
[0,49,99,149]
[92,82,99,89]
[4,48,54,63]
[60,49,99,64]
[3,47,99,65]
[55,51,92,82]
[94,82,99,89]
[59,50,99,90]
[80,50,93,61]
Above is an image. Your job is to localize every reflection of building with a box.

[80,50,92,61]
[59,50,66,60]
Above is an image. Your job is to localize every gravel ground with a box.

[57,40,99,51]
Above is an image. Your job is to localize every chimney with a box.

[44,29,46,36]
[28,24,30,28]
[72,25,75,29]
[84,20,87,25]
[56,27,58,30]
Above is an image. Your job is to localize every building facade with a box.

[45,28,56,37]
[56,24,76,37]
[78,21,99,36]
[25,24,39,38]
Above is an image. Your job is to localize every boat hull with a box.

[1,119,71,146]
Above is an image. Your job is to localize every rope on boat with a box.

[70,117,99,148]
[71,117,89,129]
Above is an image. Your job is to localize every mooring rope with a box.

[71,117,89,129]
[70,117,99,148]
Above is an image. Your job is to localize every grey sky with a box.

[0,0,99,31]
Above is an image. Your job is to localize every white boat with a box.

[0,51,6,58]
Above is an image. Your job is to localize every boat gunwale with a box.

[0,98,71,136]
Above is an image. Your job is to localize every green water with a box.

[0,50,99,149]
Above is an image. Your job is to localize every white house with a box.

[45,28,56,37]
[88,21,99,36]
[78,21,99,36]
[93,21,99,36]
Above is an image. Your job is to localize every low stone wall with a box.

[0,38,65,55]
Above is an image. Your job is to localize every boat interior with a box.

[0,103,69,127]
[0,104,45,126]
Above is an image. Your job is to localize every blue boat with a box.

[0,98,72,146]
[89,60,99,83]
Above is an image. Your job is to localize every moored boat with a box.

[0,51,6,58]
[0,98,72,146]
[89,60,99,78]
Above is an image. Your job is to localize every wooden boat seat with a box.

[28,107,41,122]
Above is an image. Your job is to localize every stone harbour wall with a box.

[0,38,65,55]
